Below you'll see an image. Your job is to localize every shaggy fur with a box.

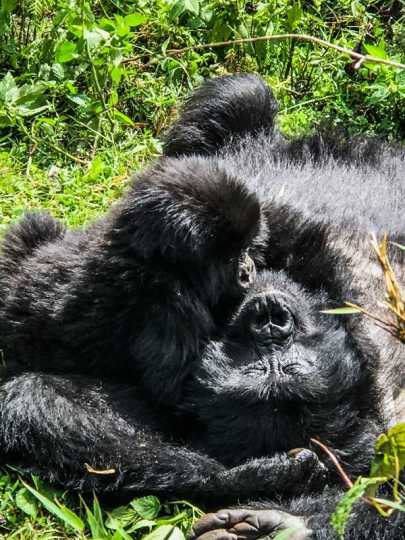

[0,74,404,539]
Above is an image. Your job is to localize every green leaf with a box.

[67,94,90,107]
[82,496,108,538]
[124,13,148,27]
[22,481,84,532]
[1,0,16,13]
[114,15,130,37]
[320,307,362,315]
[128,519,156,533]
[169,0,187,19]
[15,488,38,517]
[287,2,303,31]
[364,44,387,59]
[113,109,135,126]
[131,495,161,520]
[184,0,200,15]
[331,477,380,539]
[371,423,405,479]
[111,66,123,85]
[105,505,138,530]
[143,525,185,540]
[85,28,110,49]
[0,72,19,104]
[55,41,77,63]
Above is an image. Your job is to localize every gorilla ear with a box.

[110,157,261,264]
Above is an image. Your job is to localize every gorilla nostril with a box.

[250,296,294,342]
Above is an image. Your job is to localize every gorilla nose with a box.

[250,295,294,343]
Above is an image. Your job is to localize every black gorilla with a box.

[0,74,404,539]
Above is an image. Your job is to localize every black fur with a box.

[0,74,404,539]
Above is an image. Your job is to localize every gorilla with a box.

[0,74,404,540]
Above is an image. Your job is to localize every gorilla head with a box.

[184,266,381,473]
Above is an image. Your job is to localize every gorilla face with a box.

[184,270,372,464]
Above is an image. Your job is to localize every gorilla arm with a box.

[0,372,326,504]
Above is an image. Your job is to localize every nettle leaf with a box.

[55,41,77,63]
[143,525,185,540]
[125,13,148,27]
[15,488,38,518]
[131,496,161,520]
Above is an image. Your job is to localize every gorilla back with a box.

[0,73,404,540]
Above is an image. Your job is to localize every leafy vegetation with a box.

[0,0,404,538]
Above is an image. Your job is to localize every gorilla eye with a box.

[238,253,256,287]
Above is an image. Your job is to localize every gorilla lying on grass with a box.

[0,74,404,539]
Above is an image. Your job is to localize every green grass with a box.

[0,0,404,538]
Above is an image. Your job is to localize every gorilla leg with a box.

[0,372,326,504]
[163,74,278,157]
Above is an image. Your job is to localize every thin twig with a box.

[161,34,405,70]
[310,438,353,490]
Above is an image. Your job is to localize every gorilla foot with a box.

[190,509,312,540]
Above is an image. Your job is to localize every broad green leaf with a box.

[184,0,200,15]
[169,0,187,19]
[55,41,77,63]
[51,63,65,80]
[105,505,138,530]
[125,13,148,27]
[320,307,362,315]
[67,94,90,107]
[15,488,38,517]
[287,2,303,31]
[16,103,50,117]
[131,495,161,520]
[0,72,18,103]
[111,66,123,85]
[114,15,130,37]
[364,44,387,59]
[128,519,156,533]
[22,481,84,532]
[1,0,16,13]
[84,28,109,49]
[143,525,185,540]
